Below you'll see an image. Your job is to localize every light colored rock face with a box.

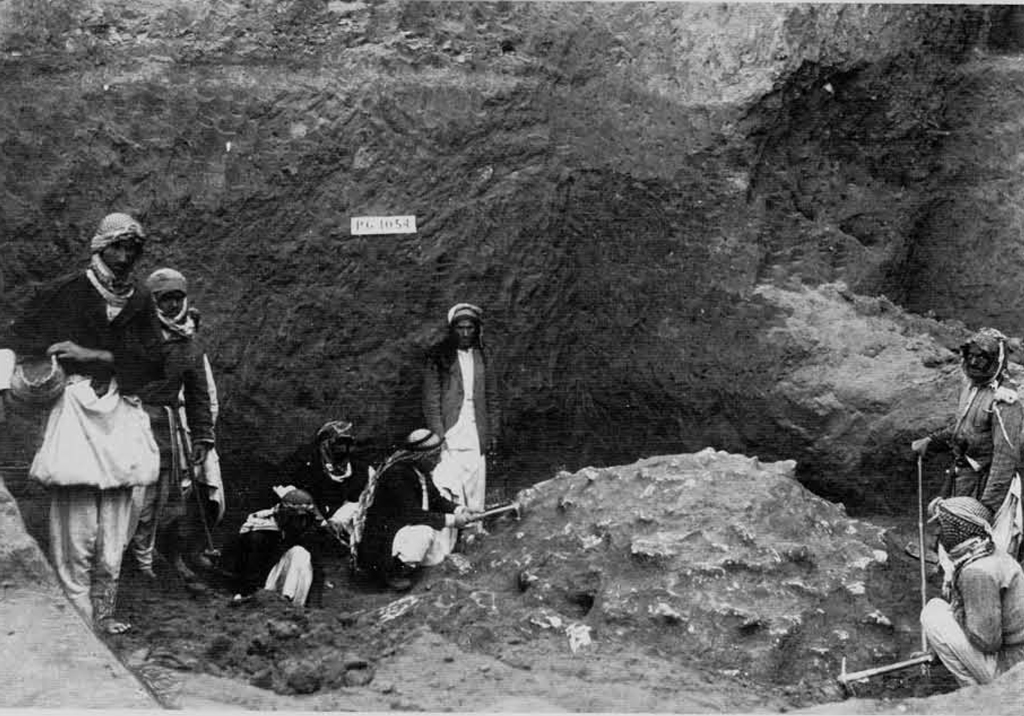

[751,283,969,509]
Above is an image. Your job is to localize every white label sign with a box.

[351,215,417,235]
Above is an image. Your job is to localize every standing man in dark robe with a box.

[913,328,1024,561]
[130,268,216,588]
[423,303,501,520]
[3,212,163,634]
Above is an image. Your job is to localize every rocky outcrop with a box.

[751,283,968,510]
[355,449,915,703]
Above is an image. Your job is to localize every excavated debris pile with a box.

[417,449,900,688]
[8,448,963,709]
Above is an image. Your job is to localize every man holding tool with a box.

[911,328,1024,561]
[129,268,217,591]
[349,429,481,590]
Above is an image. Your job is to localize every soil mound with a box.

[104,448,944,710]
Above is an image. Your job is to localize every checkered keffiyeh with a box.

[936,497,992,545]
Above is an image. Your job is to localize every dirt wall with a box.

[0,2,994,518]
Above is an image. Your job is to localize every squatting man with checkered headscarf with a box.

[920,496,1024,686]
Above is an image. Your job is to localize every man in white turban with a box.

[422,303,501,533]
[3,212,162,635]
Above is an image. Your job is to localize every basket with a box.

[9,355,67,406]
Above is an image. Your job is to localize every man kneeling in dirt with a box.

[284,419,373,546]
[920,496,1024,686]
[349,429,479,591]
[229,487,332,607]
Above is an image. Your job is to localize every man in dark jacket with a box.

[3,212,164,634]
[286,419,373,544]
[422,303,500,515]
[350,429,476,590]
[912,328,1024,560]
[130,268,216,587]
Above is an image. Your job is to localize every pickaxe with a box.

[835,453,935,695]
[465,501,522,523]
[837,652,935,696]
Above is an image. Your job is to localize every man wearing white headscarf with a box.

[350,429,476,590]
[422,303,501,522]
[3,212,163,635]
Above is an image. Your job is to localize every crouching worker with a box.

[921,496,1024,686]
[349,429,478,591]
[230,487,330,607]
[287,419,372,545]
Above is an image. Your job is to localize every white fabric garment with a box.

[433,449,486,512]
[174,353,225,523]
[991,473,1023,559]
[921,597,999,686]
[432,349,486,511]
[199,448,225,523]
[0,348,14,390]
[203,354,219,424]
[49,486,135,623]
[264,545,313,606]
[31,378,159,489]
[328,502,360,535]
[392,524,455,567]
[127,483,159,570]
[443,350,479,450]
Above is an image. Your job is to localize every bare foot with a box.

[98,618,131,635]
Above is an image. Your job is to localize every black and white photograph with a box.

[1,1,1022,712]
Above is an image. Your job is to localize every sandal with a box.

[99,618,132,635]
[229,593,253,607]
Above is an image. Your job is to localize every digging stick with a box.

[916,454,930,675]
[175,416,219,558]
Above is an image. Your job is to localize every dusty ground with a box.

[96,453,964,713]
[2,4,1022,712]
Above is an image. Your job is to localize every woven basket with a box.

[9,355,67,406]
